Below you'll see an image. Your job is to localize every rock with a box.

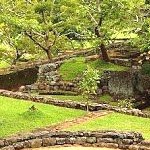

[65,138,76,144]
[1,146,15,150]
[86,137,96,144]
[76,137,87,144]
[97,138,115,143]
[129,145,139,150]
[42,138,56,147]
[0,140,5,147]
[56,138,66,145]
[29,139,42,148]
[13,142,24,150]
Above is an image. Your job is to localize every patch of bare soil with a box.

[25,145,119,150]
[32,111,112,133]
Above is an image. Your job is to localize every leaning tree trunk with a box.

[94,20,110,62]
[99,43,110,62]
[45,49,52,61]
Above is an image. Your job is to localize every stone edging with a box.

[0,90,150,118]
[0,131,148,150]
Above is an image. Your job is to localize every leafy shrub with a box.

[118,98,134,109]
[141,62,150,76]
[79,66,99,111]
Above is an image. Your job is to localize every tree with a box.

[75,0,143,61]
[131,1,150,52]
[0,21,38,64]
[0,0,81,61]
[79,66,99,111]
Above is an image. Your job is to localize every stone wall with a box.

[0,67,38,91]
[0,90,150,118]
[108,71,134,98]
[99,71,150,99]
[25,62,79,95]
[0,131,145,150]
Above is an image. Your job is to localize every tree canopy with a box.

[0,0,149,63]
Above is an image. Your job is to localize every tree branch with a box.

[25,31,47,51]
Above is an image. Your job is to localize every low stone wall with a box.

[0,90,150,118]
[34,62,78,94]
[0,131,146,150]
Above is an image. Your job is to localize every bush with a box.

[141,62,150,76]
[118,98,134,109]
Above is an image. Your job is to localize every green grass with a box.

[98,94,118,106]
[68,113,150,140]
[0,96,85,138]
[0,61,10,69]
[50,95,86,102]
[59,57,128,81]
[59,57,87,81]
[49,94,117,106]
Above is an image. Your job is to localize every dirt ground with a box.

[25,145,119,150]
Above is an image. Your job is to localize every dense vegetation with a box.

[0,0,149,64]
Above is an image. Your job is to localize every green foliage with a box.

[141,62,150,76]
[0,0,146,62]
[79,66,99,98]
[79,65,99,111]
[0,61,10,69]
[68,112,150,140]
[0,96,85,138]
[118,98,134,109]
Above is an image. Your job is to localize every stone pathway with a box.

[32,111,112,133]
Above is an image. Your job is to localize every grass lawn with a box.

[50,95,86,102]
[68,113,150,140]
[59,57,128,81]
[50,94,118,106]
[0,96,86,138]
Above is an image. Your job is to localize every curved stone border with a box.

[0,90,150,118]
[0,131,145,150]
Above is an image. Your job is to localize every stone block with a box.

[56,138,66,145]
[86,137,96,144]
[13,142,24,150]
[1,146,15,150]
[29,139,42,148]
[0,140,5,147]
[129,145,140,150]
[75,137,87,145]
[42,138,56,147]
[97,138,115,143]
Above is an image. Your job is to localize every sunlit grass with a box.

[68,112,150,140]
[0,96,85,138]
[59,57,128,81]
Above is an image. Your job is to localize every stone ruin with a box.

[21,62,78,95]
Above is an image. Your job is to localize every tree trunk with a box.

[45,49,52,61]
[99,43,110,62]
[94,26,110,62]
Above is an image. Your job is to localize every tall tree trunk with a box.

[99,43,110,62]
[45,49,52,61]
[95,27,110,62]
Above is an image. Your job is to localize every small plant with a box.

[141,62,150,76]
[79,65,99,111]
[28,105,37,112]
[118,98,134,109]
